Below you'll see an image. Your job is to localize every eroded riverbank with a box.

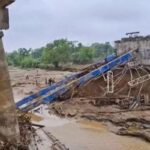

[9,67,150,150]
[32,107,150,150]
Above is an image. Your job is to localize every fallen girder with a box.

[128,74,150,87]
[17,49,137,112]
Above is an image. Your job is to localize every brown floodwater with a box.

[37,110,150,150]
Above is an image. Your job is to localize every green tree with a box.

[6,51,20,66]
[42,39,73,68]
[72,47,94,64]
[18,48,31,57]
[91,42,115,59]
[31,47,43,59]
[20,56,39,68]
[6,39,115,69]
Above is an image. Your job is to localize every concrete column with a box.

[0,32,20,143]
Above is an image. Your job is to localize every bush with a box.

[38,63,54,69]
[20,57,40,68]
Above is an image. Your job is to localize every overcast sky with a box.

[3,0,150,52]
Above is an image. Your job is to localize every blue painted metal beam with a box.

[21,51,134,111]
[16,72,80,108]
[42,51,133,104]
[17,54,116,109]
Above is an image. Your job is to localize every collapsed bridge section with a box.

[16,49,138,112]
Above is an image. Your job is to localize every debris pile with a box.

[0,113,35,150]
[48,66,150,142]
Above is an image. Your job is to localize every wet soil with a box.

[32,109,150,150]
[9,67,71,102]
[48,67,150,143]
[9,67,150,149]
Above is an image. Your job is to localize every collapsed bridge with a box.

[16,49,143,112]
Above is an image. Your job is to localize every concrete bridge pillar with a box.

[0,32,20,143]
[0,0,20,143]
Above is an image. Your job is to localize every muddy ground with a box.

[9,66,150,148]
[9,66,71,102]
[48,66,150,143]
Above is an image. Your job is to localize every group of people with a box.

[45,77,55,85]
[25,70,56,86]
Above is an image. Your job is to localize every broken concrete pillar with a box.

[0,32,20,143]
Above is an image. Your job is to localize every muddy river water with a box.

[33,107,150,150]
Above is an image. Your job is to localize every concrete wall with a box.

[115,36,150,66]
[0,36,20,143]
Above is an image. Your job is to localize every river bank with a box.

[32,106,150,150]
[9,67,150,150]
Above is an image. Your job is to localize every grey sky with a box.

[3,0,150,52]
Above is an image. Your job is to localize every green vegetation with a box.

[6,39,115,69]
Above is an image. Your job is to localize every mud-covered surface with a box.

[30,106,150,150]
[0,113,35,150]
[9,66,150,148]
[7,67,72,150]
[0,112,69,150]
[48,67,150,143]
[49,97,150,142]
[9,67,71,102]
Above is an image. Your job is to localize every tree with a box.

[18,48,31,57]
[20,56,39,68]
[42,39,73,68]
[91,42,115,59]
[6,51,20,66]
[72,47,94,64]
[32,47,44,59]
[6,39,115,69]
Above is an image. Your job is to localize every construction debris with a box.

[48,66,150,142]
[0,113,34,150]
[8,53,150,146]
